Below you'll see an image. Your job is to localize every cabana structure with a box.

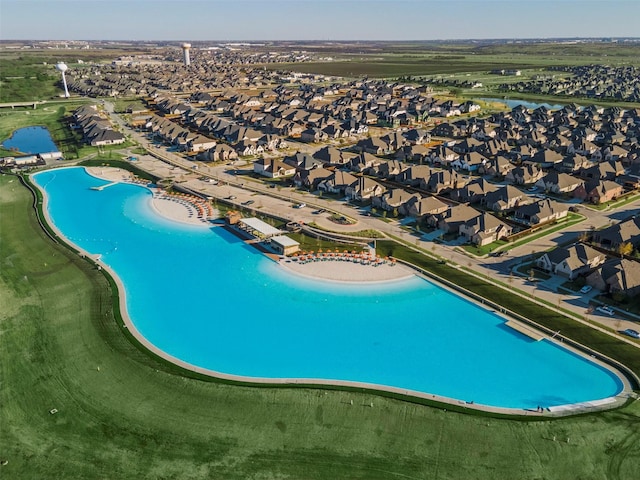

[270,235,300,256]
[237,217,282,239]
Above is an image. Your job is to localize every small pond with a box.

[2,126,59,154]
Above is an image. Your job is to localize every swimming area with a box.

[32,167,624,410]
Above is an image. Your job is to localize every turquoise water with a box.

[33,167,624,409]
[2,126,58,154]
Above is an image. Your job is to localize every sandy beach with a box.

[85,166,213,226]
[279,256,415,283]
[86,167,413,281]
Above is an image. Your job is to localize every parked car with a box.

[580,285,593,294]
[596,305,615,316]
[621,329,640,339]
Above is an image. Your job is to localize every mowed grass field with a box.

[265,41,640,78]
[1,173,640,479]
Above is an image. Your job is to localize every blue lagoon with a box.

[32,167,625,411]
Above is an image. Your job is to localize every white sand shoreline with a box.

[278,256,415,284]
[84,166,211,226]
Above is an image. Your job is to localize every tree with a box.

[618,242,633,258]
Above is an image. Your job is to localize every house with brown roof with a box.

[587,258,640,297]
[574,179,624,204]
[197,143,238,162]
[450,177,498,204]
[592,217,640,250]
[356,136,391,155]
[478,155,514,177]
[459,212,512,246]
[253,158,296,178]
[536,243,607,279]
[186,134,217,153]
[404,196,449,218]
[484,185,531,212]
[345,176,386,201]
[421,170,464,194]
[505,164,544,185]
[317,171,358,194]
[514,199,569,225]
[312,146,347,166]
[372,188,419,212]
[348,152,382,173]
[293,167,333,189]
[535,171,583,194]
[396,165,433,187]
[429,204,482,234]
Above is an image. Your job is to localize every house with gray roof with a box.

[536,243,606,279]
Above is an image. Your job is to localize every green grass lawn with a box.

[2,173,640,479]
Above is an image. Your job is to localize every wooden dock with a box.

[90,182,118,191]
[504,320,544,341]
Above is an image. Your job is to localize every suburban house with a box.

[345,176,386,201]
[313,146,347,165]
[372,188,419,212]
[535,171,583,194]
[484,185,532,212]
[574,179,624,204]
[356,136,391,155]
[253,158,296,178]
[536,243,607,279]
[317,170,358,194]
[429,204,482,234]
[349,152,382,172]
[514,199,569,225]
[396,165,433,187]
[459,212,512,246]
[421,170,464,194]
[186,135,217,153]
[293,167,333,189]
[587,258,640,297]
[479,155,515,177]
[404,196,449,218]
[450,177,498,204]
[197,143,238,162]
[592,216,640,250]
[506,164,544,185]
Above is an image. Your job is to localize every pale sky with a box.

[1,0,639,41]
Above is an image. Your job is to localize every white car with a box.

[596,305,615,316]
[622,329,640,339]
[580,285,593,294]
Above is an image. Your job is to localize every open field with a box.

[264,41,640,79]
[2,172,640,479]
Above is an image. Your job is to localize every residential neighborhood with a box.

[44,47,640,302]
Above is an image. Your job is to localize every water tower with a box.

[56,62,70,98]
[181,43,191,66]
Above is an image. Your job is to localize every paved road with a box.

[102,102,640,344]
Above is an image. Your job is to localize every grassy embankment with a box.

[2,172,640,479]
